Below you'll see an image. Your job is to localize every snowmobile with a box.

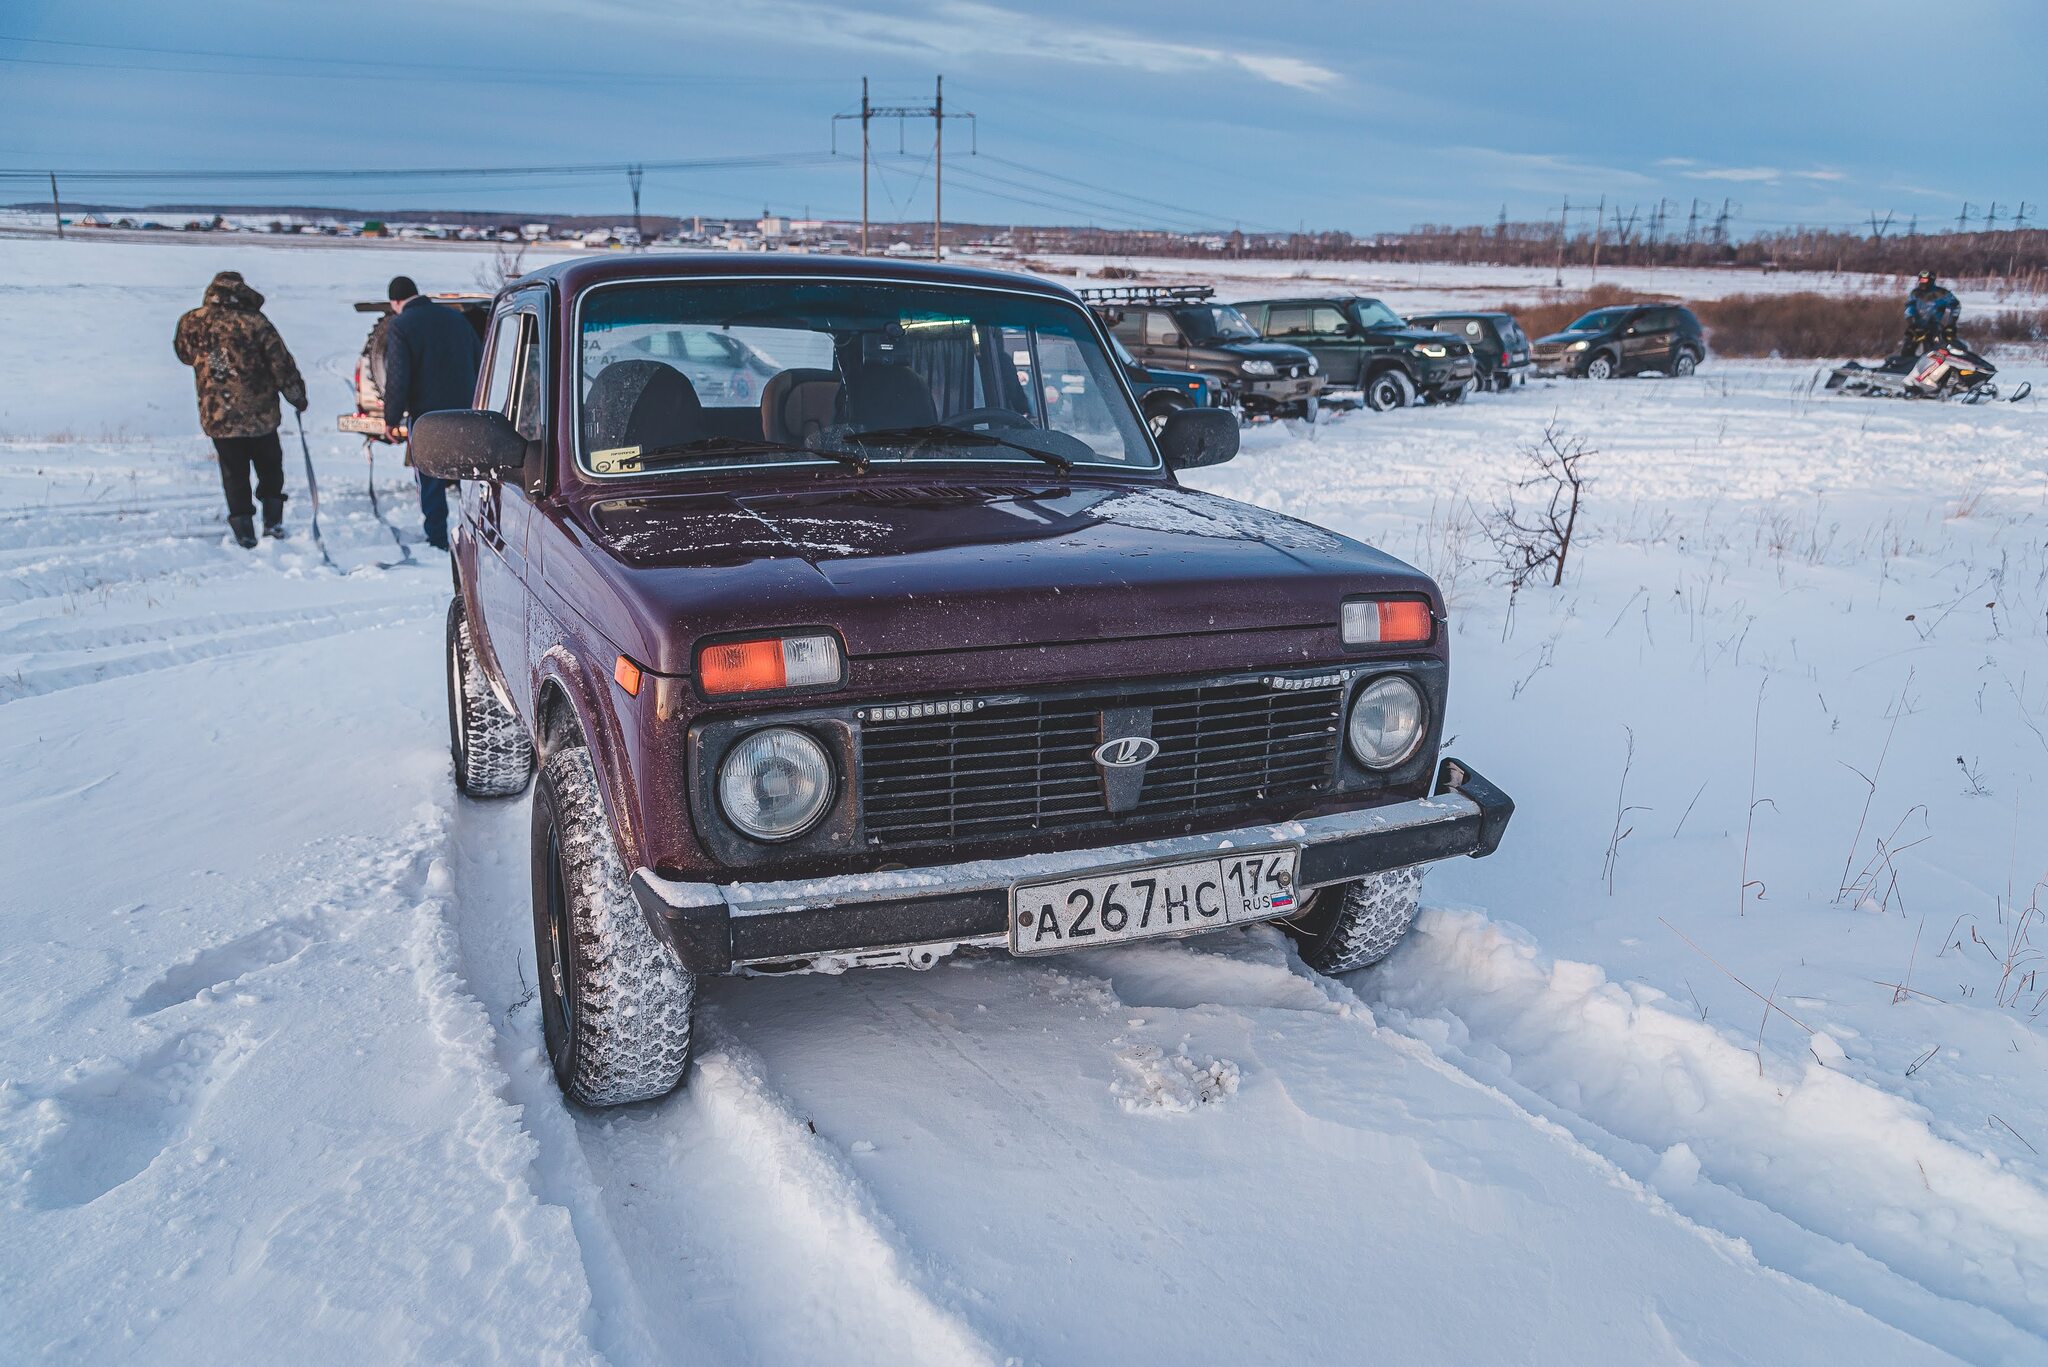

[1825,340,2029,404]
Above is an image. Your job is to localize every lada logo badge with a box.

[1093,736,1160,768]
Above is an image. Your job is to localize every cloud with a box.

[1676,164,1847,185]
[1441,146,1656,191]
[590,0,1340,94]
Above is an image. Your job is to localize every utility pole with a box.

[1684,198,1701,244]
[2014,202,2032,231]
[1956,203,1973,233]
[49,172,62,240]
[1712,198,1732,246]
[628,164,643,249]
[1591,194,1605,280]
[1984,202,2001,232]
[1554,195,1569,286]
[832,76,971,258]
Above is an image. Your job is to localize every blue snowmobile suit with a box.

[1904,283,1960,345]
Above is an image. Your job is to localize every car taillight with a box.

[1340,598,1434,646]
[697,633,843,695]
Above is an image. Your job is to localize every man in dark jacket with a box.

[173,271,307,547]
[1900,270,1961,362]
[381,275,482,550]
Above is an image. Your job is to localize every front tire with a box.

[1582,352,1617,381]
[532,743,697,1106]
[1143,392,1190,437]
[1284,866,1424,974]
[1363,369,1415,412]
[447,597,534,798]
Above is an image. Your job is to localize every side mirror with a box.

[1157,407,1238,470]
[410,409,526,481]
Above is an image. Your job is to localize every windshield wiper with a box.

[844,424,1073,474]
[625,436,871,474]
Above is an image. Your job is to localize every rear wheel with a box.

[1439,379,1473,404]
[532,742,697,1106]
[1363,369,1415,412]
[1671,349,1698,377]
[1284,866,1425,975]
[446,597,534,798]
[1494,370,1516,393]
[1582,352,1617,381]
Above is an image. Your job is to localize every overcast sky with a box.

[4,0,2042,237]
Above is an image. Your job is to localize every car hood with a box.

[572,479,1430,673]
[1375,327,1470,350]
[1210,339,1315,363]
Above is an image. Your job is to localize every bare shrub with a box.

[1481,420,1588,589]
[475,239,533,292]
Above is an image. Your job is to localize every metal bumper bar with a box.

[633,756,1513,976]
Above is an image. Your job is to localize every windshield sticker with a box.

[592,446,643,473]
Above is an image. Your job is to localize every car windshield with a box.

[1172,304,1261,343]
[577,280,1154,475]
[1564,307,1632,332]
[1351,299,1404,330]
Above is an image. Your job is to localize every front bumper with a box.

[633,757,1513,975]
[1415,356,1478,390]
[1238,374,1327,408]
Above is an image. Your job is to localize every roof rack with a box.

[1075,284,1215,306]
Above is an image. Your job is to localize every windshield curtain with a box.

[576,280,1156,476]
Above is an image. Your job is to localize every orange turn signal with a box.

[1341,598,1435,646]
[613,655,644,696]
[699,638,789,695]
[697,633,843,696]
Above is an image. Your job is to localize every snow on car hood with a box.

[581,480,1429,672]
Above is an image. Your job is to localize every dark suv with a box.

[1081,285,1325,420]
[1234,296,1479,411]
[1405,311,1532,392]
[1530,303,1706,379]
[414,254,1513,1106]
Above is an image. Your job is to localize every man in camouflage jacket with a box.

[173,271,308,547]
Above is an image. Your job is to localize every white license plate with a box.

[1010,847,1300,955]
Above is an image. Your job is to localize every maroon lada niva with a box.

[413,254,1513,1105]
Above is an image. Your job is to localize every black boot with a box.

[261,496,286,539]
[229,515,258,549]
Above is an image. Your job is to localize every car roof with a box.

[1410,310,1511,322]
[514,252,1088,306]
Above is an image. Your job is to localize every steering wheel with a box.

[944,407,1036,432]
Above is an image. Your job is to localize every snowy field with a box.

[3,236,2047,1365]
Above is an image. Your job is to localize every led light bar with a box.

[860,699,981,722]
[1265,673,1347,691]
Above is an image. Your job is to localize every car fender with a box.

[450,517,519,718]
[1362,356,1416,385]
[533,640,646,873]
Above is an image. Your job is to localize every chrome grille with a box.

[858,676,1344,848]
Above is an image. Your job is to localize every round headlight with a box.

[718,727,834,841]
[1347,676,1426,769]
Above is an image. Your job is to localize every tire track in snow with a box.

[1353,905,2048,1358]
[440,793,999,1366]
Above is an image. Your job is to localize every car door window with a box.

[483,314,521,412]
[1310,305,1349,336]
[508,314,544,442]
[1268,305,1313,337]
[1108,311,1143,345]
[1142,311,1182,347]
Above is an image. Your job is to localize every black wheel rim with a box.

[541,819,575,1060]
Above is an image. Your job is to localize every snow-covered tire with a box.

[1363,369,1415,412]
[1583,351,1617,381]
[532,743,696,1106]
[1671,349,1698,377]
[446,597,534,798]
[1285,865,1425,975]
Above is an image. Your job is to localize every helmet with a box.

[1916,270,1936,287]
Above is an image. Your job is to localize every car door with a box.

[474,293,549,717]
[1269,303,1355,384]
[1622,308,1674,371]
[1142,307,1191,372]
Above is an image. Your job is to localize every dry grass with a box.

[1490,288,2048,359]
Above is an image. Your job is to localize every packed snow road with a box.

[3,239,2047,1364]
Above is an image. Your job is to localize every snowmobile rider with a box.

[173,271,308,549]
[1900,271,1960,363]
[380,275,482,552]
